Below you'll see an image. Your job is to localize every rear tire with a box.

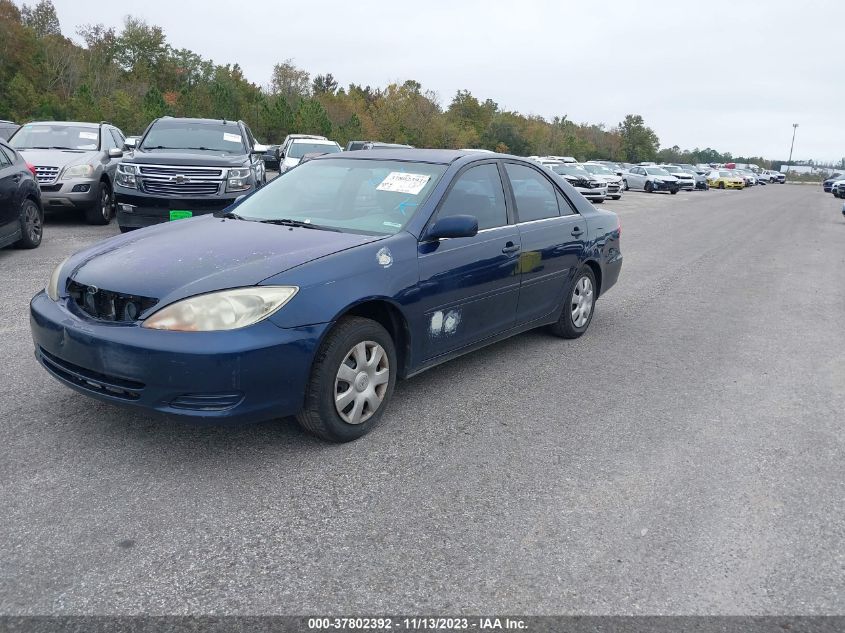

[14,198,43,249]
[84,181,112,225]
[297,317,397,442]
[670,189,678,195]
[623,179,629,191]
[549,267,597,340]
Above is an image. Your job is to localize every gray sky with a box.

[44,0,844,162]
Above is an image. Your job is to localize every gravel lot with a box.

[0,184,843,615]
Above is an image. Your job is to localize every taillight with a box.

[26,162,37,177]
[617,218,622,236]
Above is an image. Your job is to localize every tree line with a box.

[1,0,770,166]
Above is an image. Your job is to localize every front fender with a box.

[264,232,420,329]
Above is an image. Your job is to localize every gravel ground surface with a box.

[0,183,842,615]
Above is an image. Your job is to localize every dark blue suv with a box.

[30,150,622,442]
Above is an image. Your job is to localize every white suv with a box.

[278,136,342,173]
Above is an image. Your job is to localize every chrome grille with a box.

[142,180,220,196]
[35,166,59,184]
[138,165,223,178]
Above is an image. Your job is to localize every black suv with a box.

[0,138,43,249]
[114,117,268,232]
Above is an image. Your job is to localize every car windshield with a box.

[140,123,246,153]
[719,171,732,177]
[645,167,671,176]
[552,165,591,178]
[583,164,613,176]
[233,158,446,235]
[9,124,99,150]
[288,142,341,159]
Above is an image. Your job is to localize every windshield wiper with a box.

[219,211,247,220]
[258,218,341,232]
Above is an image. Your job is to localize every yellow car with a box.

[707,170,744,190]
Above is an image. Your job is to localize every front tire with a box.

[84,181,112,225]
[645,181,654,193]
[15,198,43,249]
[549,267,597,339]
[297,317,397,442]
[623,179,629,191]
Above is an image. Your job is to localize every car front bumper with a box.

[652,181,680,192]
[30,291,328,424]
[38,179,100,209]
[115,187,244,229]
[575,186,608,201]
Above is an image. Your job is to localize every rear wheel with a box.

[670,189,678,195]
[84,181,112,225]
[15,198,43,249]
[623,179,629,191]
[549,267,597,339]
[297,317,397,442]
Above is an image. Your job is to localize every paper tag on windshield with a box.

[223,132,242,143]
[79,132,98,140]
[376,172,430,195]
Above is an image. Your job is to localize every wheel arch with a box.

[329,298,412,380]
[583,259,603,297]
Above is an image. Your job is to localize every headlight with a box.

[142,286,298,332]
[115,163,137,189]
[652,179,664,184]
[226,167,252,192]
[46,257,70,301]
[61,164,95,180]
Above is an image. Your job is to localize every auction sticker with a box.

[376,172,430,195]
[169,210,193,221]
[223,132,242,143]
[79,132,98,140]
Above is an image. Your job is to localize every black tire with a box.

[645,181,654,193]
[594,199,604,204]
[623,179,629,191]
[670,189,678,195]
[84,181,112,225]
[118,225,136,233]
[719,182,725,190]
[548,266,597,339]
[297,317,397,442]
[14,198,43,249]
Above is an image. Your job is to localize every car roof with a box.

[153,117,241,127]
[315,148,488,164]
[290,138,339,145]
[23,121,100,128]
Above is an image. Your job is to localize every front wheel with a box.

[623,179,629,191]
[84,181,112,225]
[670,189,678,195]
[719,182,725,190]
[297,317,397,442]
[645,181,654,193]
[549,267,597,339]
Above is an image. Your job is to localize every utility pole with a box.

[787,123,799,166]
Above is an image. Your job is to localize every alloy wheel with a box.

[334,341,390,425]
[571,276,594,328]
[24,203,42,243]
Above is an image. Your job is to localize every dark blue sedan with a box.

[30,150,622,442]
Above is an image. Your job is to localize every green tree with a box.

[271,59,310,101]
[6,71,38,120]
[295,98,331,136]
[20,0,59,37]
[312,73,338,95]
[142,86,168,121]
[618,114,659,162]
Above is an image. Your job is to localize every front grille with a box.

[35,166,59,184]
[607,183,620,192]
[38,347,144,400]
[138,165,223,178]
[587,181,604,189]
[67,279,158,322]
[40,184,61,192]
[142,180,220,196]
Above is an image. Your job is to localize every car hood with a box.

[651,174,678,181]
[128,149,249,167]
[16,149,96,168]
[67,215,384,306]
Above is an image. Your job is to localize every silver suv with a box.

[8,121,125,224]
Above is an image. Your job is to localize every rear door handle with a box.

[571,226,583,237]
[502,241,520,254]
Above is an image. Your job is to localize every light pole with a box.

[787,123,799,166]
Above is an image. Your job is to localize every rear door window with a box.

[504,163,560,223]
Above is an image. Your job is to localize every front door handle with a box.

[502,241,520,254]
[571,226,583,237]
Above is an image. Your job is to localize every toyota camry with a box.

[30,150,622,442]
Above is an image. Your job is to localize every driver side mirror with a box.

[427,214,478,240]
[123,137,136,150]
